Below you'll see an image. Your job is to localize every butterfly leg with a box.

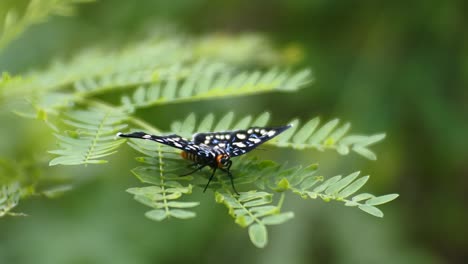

[203,167,217,193]
[180,164,207,176]
[220,161,239,195]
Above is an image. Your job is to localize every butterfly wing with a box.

[117,132,213,158]
[193,125,292,157]
[192,131,234,149]
[228,125,292,156]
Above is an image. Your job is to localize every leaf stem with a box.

[157,144,171,217]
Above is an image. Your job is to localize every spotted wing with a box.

[117,131,213,158]
[193,125,292,157]
[192,131,235,149]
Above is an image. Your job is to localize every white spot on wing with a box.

[267,130,276,137]
[236,133,247,139]
[249,138,261,143]
[233,142,247,148]
[143,134,151,139]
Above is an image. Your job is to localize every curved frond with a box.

[120,67,311,110]
[124,136,199,221]
[2,32,308,99]
[277,170,399,218]
[48,107,128,165]
[216,191,293,248]
[273,118,386,160]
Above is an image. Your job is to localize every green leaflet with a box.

[249,224,268,248]
[365,194,399,206]
[358,205,384,218]
[216,191,293,248]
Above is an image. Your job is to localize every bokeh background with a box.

[1,1,467,263]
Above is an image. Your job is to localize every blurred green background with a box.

[1,0,467,263]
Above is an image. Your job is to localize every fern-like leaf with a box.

[120,66,311,110]
[2,32,305,99]
[48,107,128,165]
[125,135,199,221]
[215,191,293,248]
[273,118,385,160]
[279,170,399,218]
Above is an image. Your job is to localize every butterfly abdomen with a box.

[181,151,202,163]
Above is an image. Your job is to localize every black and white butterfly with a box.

[117,125,291,195]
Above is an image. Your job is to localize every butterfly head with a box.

[216,154,231,169]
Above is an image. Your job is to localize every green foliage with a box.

[0,5,397,248]
[1,32,306,101]
[116,113,396,247]
[0,0,94,52]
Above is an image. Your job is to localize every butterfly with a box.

[117,125,291,195]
